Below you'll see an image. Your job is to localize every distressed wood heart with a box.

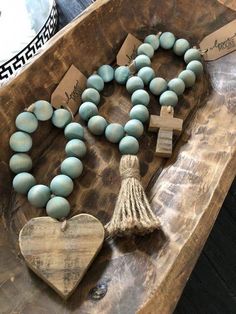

[19,214,105,299]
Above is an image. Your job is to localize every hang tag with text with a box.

[199,19,236,61]
[116,33,142,66]
[51,65,87,114]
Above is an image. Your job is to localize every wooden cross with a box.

[148,106,183,158]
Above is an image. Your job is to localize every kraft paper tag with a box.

[116,33,142,66]
[199,19,236,61]
[51,65,87,114]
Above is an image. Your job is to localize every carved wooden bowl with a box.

[0,0,235,313]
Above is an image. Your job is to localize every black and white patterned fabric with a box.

[0,1,58,83]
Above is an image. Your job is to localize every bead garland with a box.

[9,100,87,220]
[80,64,151,155]
[136,31,203,106]
[80,31,203,156]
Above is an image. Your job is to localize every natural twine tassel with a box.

[105,155,161,237]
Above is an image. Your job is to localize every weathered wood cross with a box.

[148,106,183,158]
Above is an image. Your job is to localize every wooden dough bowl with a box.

[0,0,235,313]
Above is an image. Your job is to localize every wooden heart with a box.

[19,213,105,299]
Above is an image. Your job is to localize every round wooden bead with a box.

[61,157,83,179]
[168,78,185,96]
[114,66,130,85]
[129,105,149,123]
[65,139,87,158]
[46,196,70,219]
[79,102,98,121]
[178,69,196,88]
[119,136,139,155]
[149,77,167,95]
[124,119,144,138]
[173,38,190,56]
[88,115,108,135]
[126,77,144,94]
[144,34,160,50]
[97,65,114,82]
[186,60,203,76]
[184,48,201,63]
[105,123,124,143]
[138,67,155,85]
[160,32,176,49]
[15,112,38,133]
[13,172,36,194]
[87,74,104,92]
[81,88,100,105]
[28,184,51,208]
[131,89,150,106]
[159,90,178,107]
[9,153,32,174]
[9,131,32,152]
[50,174,74,197]
[134,55,151,70]
[33,100,53,121]
[64,122,84,140]
[137,43,154,58]
[52,109,72,128]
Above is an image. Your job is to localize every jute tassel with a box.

[105,155,161,237]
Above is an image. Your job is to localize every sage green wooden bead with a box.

[159,90,178,107]
[119,136,139,155]
[64,122,84,140]
[186,60,203,76]
[88,115,108,135]
[149,77,167,95]
[9,153,32,174]
[13,172,36,194]
[138,67,155,85]
[33,100,53,121]
[9,131,32,152]
[131,89,150,106]
[46,196,70,219]
[65,139,87,158]
[168,78,185,96]
[97,65,114,83]
[144,34,160,50]
[178,69,196,88]
[134,55,151,70]
[79,102,98,121]
[61,157,83,179]
[105,123,124,143]
[126,77,144,94]
[15,112,38,133]
[50,174,74,197]
[114,66,130,85]
[124,119,144,138]
[173,38,190,56]
[129,105,149,123]
[28,184,51,208]
[81,88,100,105]
[160,32,176,49]
[87,74,104,92]
[184,48,201,64]
[52,109,72,128]
[137,43,154,58]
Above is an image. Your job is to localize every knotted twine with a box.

[105,155,161,237]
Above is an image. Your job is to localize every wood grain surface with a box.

[0,0,236,313]
[19,214,104,299]
[149,107,183,157]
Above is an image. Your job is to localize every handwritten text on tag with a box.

[116,34,142,66]
[51,65,86,114]
[200,19,236,61]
